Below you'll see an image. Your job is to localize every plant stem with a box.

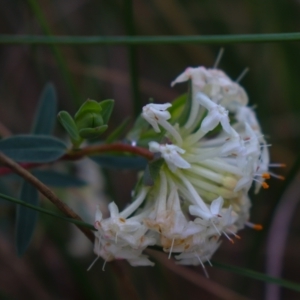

[0,152,95,242]
[1,33,300,45]
[64,142,154,160]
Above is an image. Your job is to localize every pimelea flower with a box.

[92,66,274,269]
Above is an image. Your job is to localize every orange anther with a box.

[253,224,263,231]
[262,182,269,189]
[262,173,271,179]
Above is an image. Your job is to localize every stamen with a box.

[227,229,241,239]
[261,173,271,179]
[87,256,100,271]
[211,221,221,236]
[168,238,175,259]
[102,260,107,271]
[213,48,224,69]
[246,222,263,231]
[269,171,285,180]
[260,144,272,148]
[222,231,234,243]
[253,178,269,189]
[236,67,249,83]
[269,163,286,168]
[207,259,213,267]
[195,253,209,278]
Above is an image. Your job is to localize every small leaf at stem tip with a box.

[32,82,57,135]
[74,99,102,120]
[79,125,108,139]
[15,181,39,256]
[99,99,114,124]
[57,111,82,146]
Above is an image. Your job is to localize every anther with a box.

[246,222,263,231]
[261,182,269,189]
[261,173,271,179]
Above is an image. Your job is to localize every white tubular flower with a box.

[142,103,172,132]
[149,141,191,172]
[189,196,224,221]
[175,236,221,266]
[142,103,182,145]
[196,92,232,134]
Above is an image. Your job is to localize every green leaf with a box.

[90,154,147,170]
[99,99,114,124]
[106,117,130,143]
[32,170,87,187]
[75,99,102,119]
[32,83,57,135]
[0,135,67,162]
[15,181,39,256]
[57,111,82,146]
[0,192,95,230]
[79,125,108,139]
[74,100,104,130]
[143,156,164,186]
[212,261,300,292]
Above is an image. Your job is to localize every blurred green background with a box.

[0,0,300,299]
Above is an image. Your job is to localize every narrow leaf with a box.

[213,261,300,292]
[57,111,82,146]
[99,99,114,124]
[15,181,39,256]
[32,83,57,135]
[0,192,95,230]
[90,155,147,170]
[32,170,87,187]
[0,135,67,162]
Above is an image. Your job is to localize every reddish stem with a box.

[0,142,154,176]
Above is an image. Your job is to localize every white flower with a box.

[149,141,190,172]
[189,196,224,221]
[196,92,232,134]
[142,103,182,145]
[142,103,172,133]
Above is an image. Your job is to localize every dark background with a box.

[0,0,300,299]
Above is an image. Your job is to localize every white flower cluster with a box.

[93,66,271,268]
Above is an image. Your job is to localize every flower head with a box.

[91,65,274,268]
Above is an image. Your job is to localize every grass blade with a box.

[1,33,300,45]
[0,192,95,230]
